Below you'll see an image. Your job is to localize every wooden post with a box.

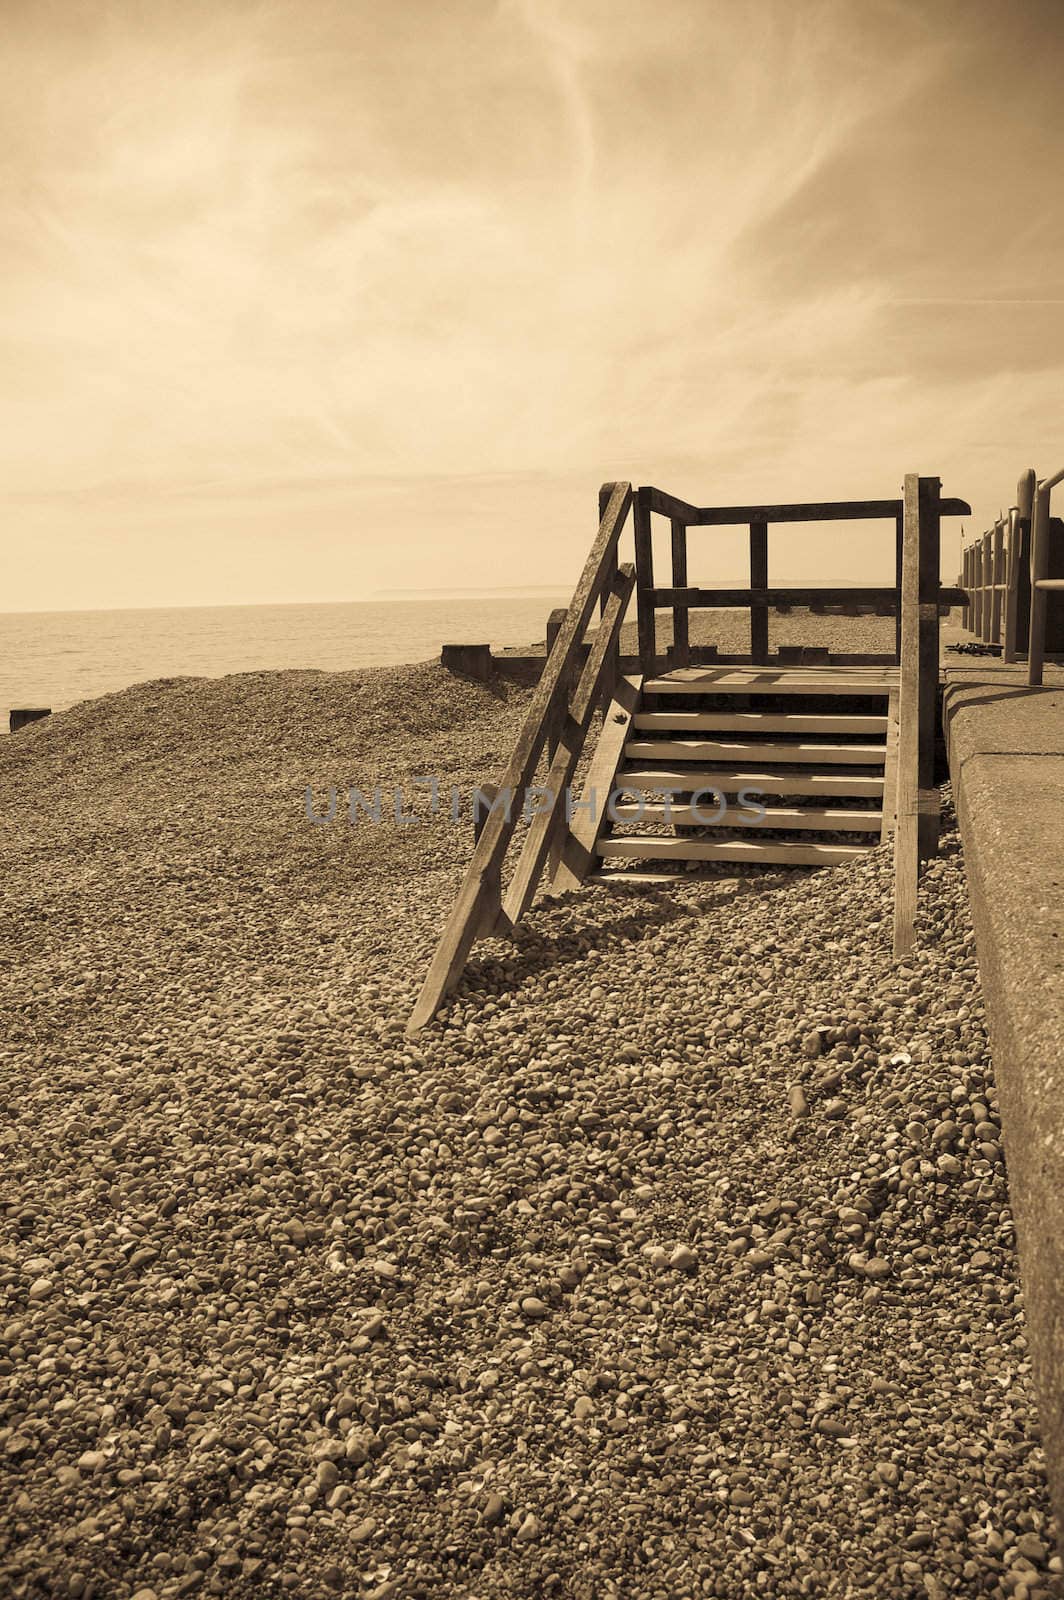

[1003,510,1020,661]
[1014,469,1036,657]
[894,476,922,956]
[981,530,993,642]
[1029,482,1050,687]
[963,543,972,633]
[991,519,1005,644]
[670,518,690,668]
[894,509,904,660]
[749,519,769,665]
[918,479,941,860]
[894,474,941,956]
[633,488,656,676]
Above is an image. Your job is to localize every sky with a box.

[3,0,1063,611]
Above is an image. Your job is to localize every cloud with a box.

[1,0,1062,607]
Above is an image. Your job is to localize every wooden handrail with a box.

[645,487,971,525]
[408,482,634,1031]
[649,585,967,610]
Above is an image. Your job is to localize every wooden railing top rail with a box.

[645,486,971,525]
[408,481,634,1031]
[649,585,967,610]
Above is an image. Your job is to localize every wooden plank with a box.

[749,519,769,665]
[502,566,636,924]
[670,519,689,668]
[626,737,886,765]
[893,474,922,957]
[633,488,656,676]
[407,481,632,1032]
[643,488,972,526]
[609,802,883,831]
[618,766,885,797]
[644,672,897,696]
[880,690,899,844]
[599,836,874,864]
[632,711,888,735]
[550,675,642,894]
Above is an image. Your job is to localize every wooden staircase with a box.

[590,666,898,878]
[407,476,969,1032]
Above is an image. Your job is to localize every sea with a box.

[0,597,569,726]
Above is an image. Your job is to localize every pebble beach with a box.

[0,642,1058,1599]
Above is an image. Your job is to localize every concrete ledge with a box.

[943,669,1064,1532]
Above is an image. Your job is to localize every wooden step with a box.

[618,767,885,797]
[609,803,883,831]
[646,669,897,697]
[597,836,875,865]
[632,711,888,735]
[624,738,886,766]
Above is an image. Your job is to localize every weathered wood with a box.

[599,836,874,865]
[893,474,931,955]
[408,481,633,1031]
[618,766,885,797]
[1029,480,1052,686]
[501,566,636,924]
[894,510,904,661]
[633,488,656,676]
[991,520,1005,644]
[880,690,899,844]
[1013,470,1036,655]
[624,737,886,765]
[670,518,690,668]
[1003,509,1020,661]
[648,586,967,610]
[632,711,887,735]
[608,802,883,831]
[917,479,942,862]
[749,519,769,665]
[645,668,898,695]
[981,530,994,643]
[644,488,971,526]
[550,675,642,894]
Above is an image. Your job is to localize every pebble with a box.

[0,676,1052,1600]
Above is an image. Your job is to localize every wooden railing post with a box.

[895,508,904,659]
[981,529,993,642]
[894,474,941,957]
[633,488,656,675]
[670,518,690,668]
[1014,470,1036,656]
[749,518,769,665]
[1029,481,1051,687]
[991,518,1005,644]
[1003,508,1020,661]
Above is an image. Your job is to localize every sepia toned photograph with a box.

[2,2,1063,1596]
